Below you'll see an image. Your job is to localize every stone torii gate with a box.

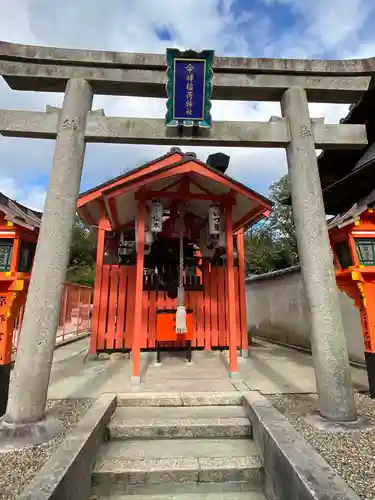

[0,41,373,441]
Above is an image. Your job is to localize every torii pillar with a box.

[1,79,93,441]
[281,87,357,422]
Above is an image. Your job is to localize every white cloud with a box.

[19,189,46,212]
[0,175,46,211]
[262,0,372,57]
[0,0,374,202]
[0,177,19,199]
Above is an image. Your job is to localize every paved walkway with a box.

[47,337,369,399]
[237,339,368,394]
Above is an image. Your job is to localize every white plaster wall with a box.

[246,267,365,364]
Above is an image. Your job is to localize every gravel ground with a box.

[268,393,375,500]
[0,398,93,500]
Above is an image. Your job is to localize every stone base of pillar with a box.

[240,348,250,358]
[0,416,60,452]
[365,352,375,399]
[131,375,141,386]
[109,353,127,361]
[229,371,242,380]
[0,363,11,417]
[304,411,373,432]
[84,353,99,363]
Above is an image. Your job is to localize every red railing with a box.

[13,283,92,351]
[57,283,92,342]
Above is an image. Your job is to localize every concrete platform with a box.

[47,340,235,398]
[46,336,369,399]
[236,339,369,394]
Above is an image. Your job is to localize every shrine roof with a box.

[327,188,375,231]
[318,86,375,215]
[78,149,272,233]
[78,148,183,204]
[0,192,41,231]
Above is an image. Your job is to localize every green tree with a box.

[267,174,298,264]
[66,216,96,286]
[244,174,299,275]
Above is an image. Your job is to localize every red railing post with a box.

[86,288,91,332]
[12,283,92,361]
[14,305,24,352]
[76,286,82,336]
[60,285,68,342]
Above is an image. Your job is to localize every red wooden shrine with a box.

[329,204,375,397]
[78,149,271,377]
[0,194,40,369]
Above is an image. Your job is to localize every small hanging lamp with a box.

[208,204,221,236]
[150,200,164,233]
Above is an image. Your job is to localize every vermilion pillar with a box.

[225,203,238,374]
[89,212,107,354]
[236,229,249,353]
[132,196,145,383]
[10,236,21,273]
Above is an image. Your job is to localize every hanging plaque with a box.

[165,48,214,128]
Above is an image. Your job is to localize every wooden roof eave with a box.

[0,206,40,232]
[317,85,375,214]
[77,154,271,232]
[77,149,184,209]
[101,159,271,232]
[103,157,271,208]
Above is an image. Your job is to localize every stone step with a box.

[116,392,243,408]
[94,482,265,497]
[92,438,263,496]
[109,406,251,440]
[98,491,267,499]
[113,405,248,420]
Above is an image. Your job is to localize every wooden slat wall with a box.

[93,265,246,351]
[116,266,127,349]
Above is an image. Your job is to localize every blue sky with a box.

[0,0,375,210]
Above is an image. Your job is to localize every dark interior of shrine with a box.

[100,152,242,299]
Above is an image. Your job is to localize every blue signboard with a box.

[166,49,214,128]
[173,59,205,120]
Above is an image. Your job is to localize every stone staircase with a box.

[91,393,266,499]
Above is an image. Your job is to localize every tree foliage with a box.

[244,174,299,276]
[66,216,96,287]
